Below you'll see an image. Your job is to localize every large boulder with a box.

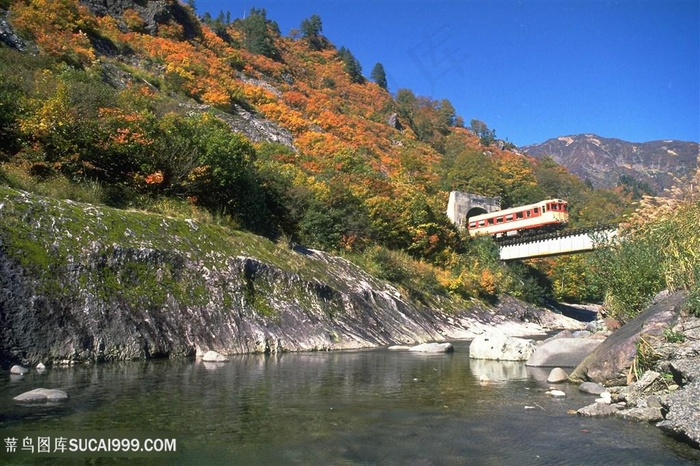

[409,342,454,353]
[526,337,602,367]
[469,331,536,361]
[14,388,68,403]
[569,292,687,385]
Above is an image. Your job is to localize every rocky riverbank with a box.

[570,292,700,449]
[0,187,583,367]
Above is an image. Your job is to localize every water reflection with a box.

[469,358,530,382]
[1,343,698,465]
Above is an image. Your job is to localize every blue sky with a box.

[195,1,700,147]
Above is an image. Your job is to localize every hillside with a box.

[522,134,699,193]
[0,185,585,363]
[0,0,647,308]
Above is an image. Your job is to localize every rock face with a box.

[0,188,580,366]
[658,381,700,447]
[526,337,602,367]
[80,0,201,39]
[468,332,536,361]
[0,11,37,52]
[569,292,687,385]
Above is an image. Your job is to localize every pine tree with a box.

[300,14,324,50]
[338,47,364,84]
[237,8,281,60]
[370,62,387,90]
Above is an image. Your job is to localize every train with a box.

[468,199,569,239]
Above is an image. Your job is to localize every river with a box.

[2,341,699,465]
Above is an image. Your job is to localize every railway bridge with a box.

[498,225,617,261]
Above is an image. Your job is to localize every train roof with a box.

[469,199,568,221]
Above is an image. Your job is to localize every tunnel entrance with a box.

[446,192,501,229]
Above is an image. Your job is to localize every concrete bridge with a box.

[498,225,617,261]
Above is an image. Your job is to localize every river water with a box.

[1,341,699,465]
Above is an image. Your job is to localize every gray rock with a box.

[526,337,602,367]
[35,362,46,372]
[579,381,606,395]
[618,407,664,423]
[657,380,700,448]
[618,371,665,406]
[577,402,620,417]
[469,332,536,361]
[201,350,229,362]
[10,365,28,375]
[571,330,592,338]
[409,342,454,353]
[14,388,68,403]
[646,395,662,409]
[547,367,569,383]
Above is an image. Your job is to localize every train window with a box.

[526,211,531,217]
[469,222,476,228]
[488,219,494,225]
[478,221,485,227]
[534,208,539,214]
[496,217,503,224]
[516,212,523,219]
[505,215,513,221]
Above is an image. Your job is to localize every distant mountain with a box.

[522,134,699,193]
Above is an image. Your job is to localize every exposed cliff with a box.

[0,187,582,366]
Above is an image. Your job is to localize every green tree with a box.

[438,99,456,128]
[337,47,364,84]
[470,119,496,146]
[300,14,324,50]
[236,8,281,60]
[370,62,388,90]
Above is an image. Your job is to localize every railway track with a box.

[496,224,618,247]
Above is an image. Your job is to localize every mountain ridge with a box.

[522,134,699,192]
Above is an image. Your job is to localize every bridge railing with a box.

[498,225,618,260]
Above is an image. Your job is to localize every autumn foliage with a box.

[0,0,644,304]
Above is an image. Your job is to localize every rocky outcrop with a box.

[569,292,687,385]
[0,11,37,52]
[80,0,202,39]
[568,295,700,449]
[0,187,582,367]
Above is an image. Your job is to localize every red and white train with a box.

[468,199,569,238]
